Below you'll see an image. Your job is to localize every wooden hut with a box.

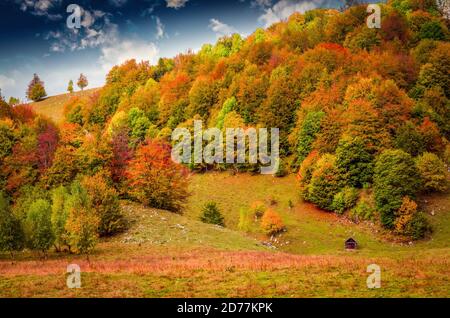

[345,238,357,250]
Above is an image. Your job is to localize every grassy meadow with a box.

[1,172,449,297]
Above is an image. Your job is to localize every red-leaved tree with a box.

[37,123,59,172]
[110,129,133,186]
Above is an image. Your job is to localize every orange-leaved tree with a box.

[126,139,190,212]
[260,208,285,236]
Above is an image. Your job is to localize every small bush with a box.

[238,207,251,232]
[260,208,285,236]
[395,197,431,239]
[274,158,288,177]
[288,199,294,209]
[331,187,359,214]
[267,195,278,206]
[250,201,266,219]
[406,212,432,240]
[349,197,376,222]
[200,202,225,226]
[394,196,417,235]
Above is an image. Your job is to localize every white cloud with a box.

[251,0,272,9]
[45,9,118,53]
[209,18,238,37]
[155,16,166,40]
[166,0,189,9]
[99,40,159,72]
[142,7,155,16]
[50,42,65,52]
[0,75,16,89]
[17,0,62,20]
[259,0,326,27]
[79,17,119,50]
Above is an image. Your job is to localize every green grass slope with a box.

[186,173,450,256]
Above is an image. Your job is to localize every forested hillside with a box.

[0,0,449,259]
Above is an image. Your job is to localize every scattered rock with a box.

[261,241,277,249]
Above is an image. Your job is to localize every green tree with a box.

[0,192,25,257]
[335,135,374,188]
[417,43,450,97]
[67,80,74,94]
[8,97,20,106]
[0,94,13,119]
[258,66,299,151]
[128,107,151,144]
[374,150,421,228]
[297,111,325,164]
[25,199,55,255]
[418,21,446,41]
[187,76,219,119]
[200,202,225,226]
[344,25,380,51]
[0,121,15,160]
[216,97,236,130]
[64,181,99,257]
[331,187,359,214]
[415,152,448,193]
[394,196,431,240]
[307,154,342,210]
[81,174,125,236]
[394,121,425,156]
[50,186,70,252]
[26,73,47,101]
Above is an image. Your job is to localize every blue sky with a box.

[0,0,346,101]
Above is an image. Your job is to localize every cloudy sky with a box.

[0,0,347,101]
